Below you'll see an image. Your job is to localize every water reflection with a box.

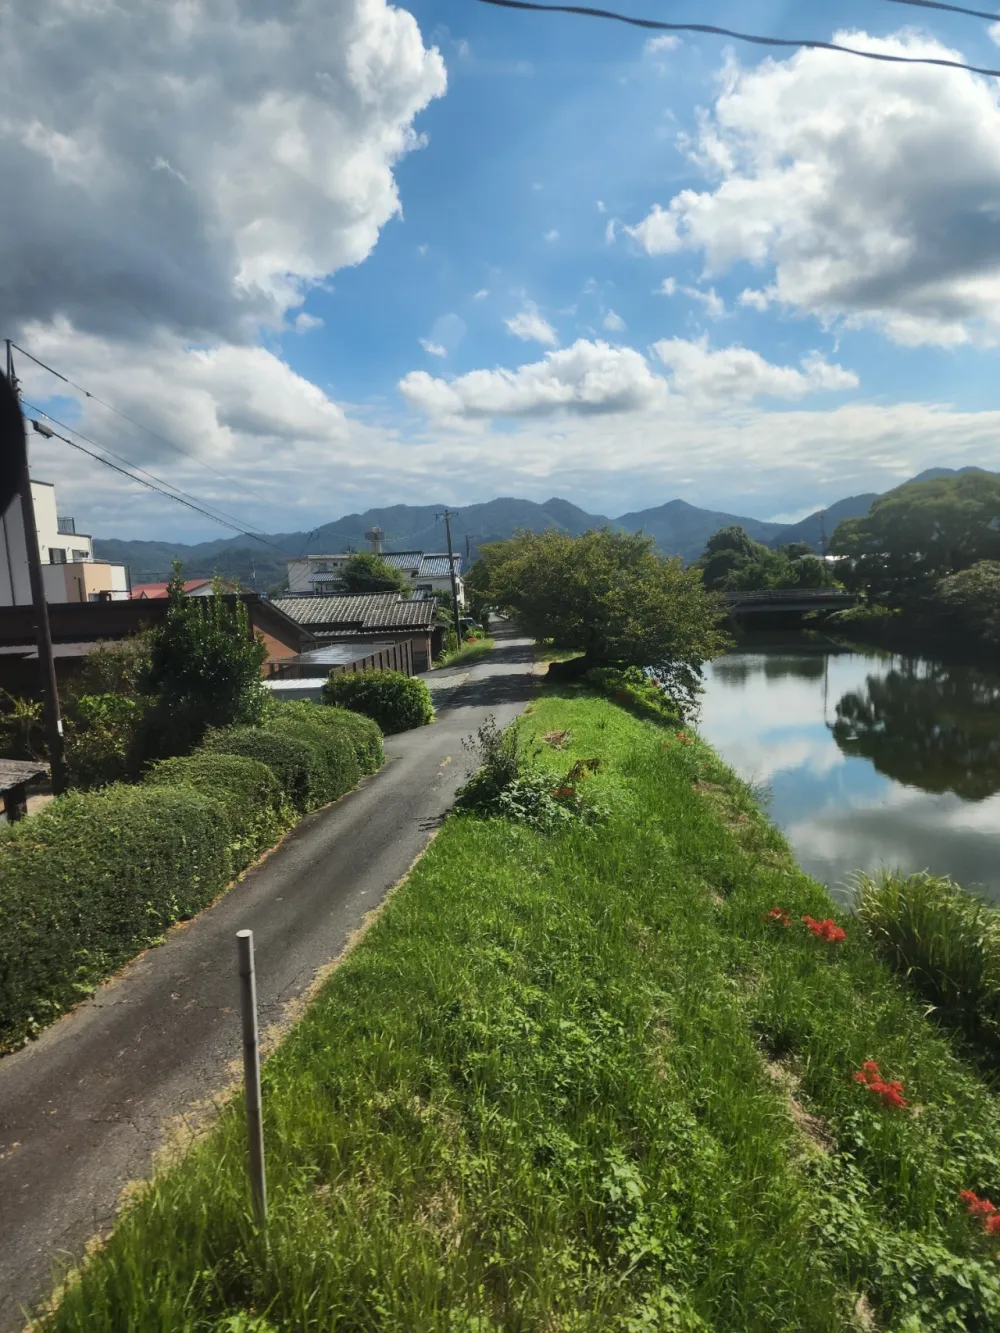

[832,663,1000,801]
[698,646,1000,904]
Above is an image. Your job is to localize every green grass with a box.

[533,642,584,663]
[39,694,1000,1332]
[434,637,496,668]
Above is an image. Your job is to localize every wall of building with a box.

[0,482,124,607]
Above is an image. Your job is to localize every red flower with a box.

[802,915,847,943]
[675,731,692,744]
[961,1190,1000,1233]
[552,785,576,800]
[854,1062,908,1109]
[986,1214,1000,1235]
[764,907,791,927]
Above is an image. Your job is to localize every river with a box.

[697,643,1000,906]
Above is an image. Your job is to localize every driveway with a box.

[0,630,535,1331]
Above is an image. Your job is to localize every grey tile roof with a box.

[418,553,461,578]
[272,593,438,631]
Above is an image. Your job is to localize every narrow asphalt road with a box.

[0,631,535,1331]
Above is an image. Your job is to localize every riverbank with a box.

[38,690,1000,1332]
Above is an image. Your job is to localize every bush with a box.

[0,784,232,1053]
[202,727,320,811]
[855,870,1000,1058]
[273,700,383,775]
[265,714,361,807]
[586,665,683,725]
[145,752,292,873]
[64,693,151,789]
[323,669,434,734]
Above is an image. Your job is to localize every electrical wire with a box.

[24,402,279,545]
[474,0,1000,76]
[883,0,1000,22]
[21,400,285,549]
[10,340,276,510]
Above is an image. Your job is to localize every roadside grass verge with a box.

[38,694,1000,1331]
[434,636,496,668]
[533,642,583,663]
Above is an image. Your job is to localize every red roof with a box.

[130,579,214,599]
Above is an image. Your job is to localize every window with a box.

[49,548,66,564]
[71,549,88,562]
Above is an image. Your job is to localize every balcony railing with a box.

[57,516,76,535]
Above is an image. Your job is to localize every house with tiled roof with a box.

[271,592,445,673]
[286,550,464,605]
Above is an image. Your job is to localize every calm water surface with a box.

[698,645,1000,906]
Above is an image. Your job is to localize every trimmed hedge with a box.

[276,701,384,774]
[266,715,361,808]
[201,727,320,812]
[0,785,231,1054]
[323,669,434,734]
[145,752,292,873]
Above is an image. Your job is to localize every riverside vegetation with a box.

[36,689,1000,1333]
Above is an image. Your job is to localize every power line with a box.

[10,340,276,510]
[883,0,1000,22]
[475,0,1000,77]
[21,400,285,549]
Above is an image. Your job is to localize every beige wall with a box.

[0,481,126,606]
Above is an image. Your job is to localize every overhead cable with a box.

[474,0,1000,77]
[882,0,1000,22]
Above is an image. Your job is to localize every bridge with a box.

[723,588,858,621]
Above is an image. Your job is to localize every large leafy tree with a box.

[468,528,728,708]
[829,472,1000,603]
[934,561,1000,646]
[339,552,409,595]
[698,525,834,592]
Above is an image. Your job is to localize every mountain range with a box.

[92,467,988,592]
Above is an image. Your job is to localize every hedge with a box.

[201,727,320,812]
[145,752,292,874]
[0,785,232,1054]
[323,669,434,734]
[265,715,361,808]
[276,701,384,774]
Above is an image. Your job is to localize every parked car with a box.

[459,617,481,632]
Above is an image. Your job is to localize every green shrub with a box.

[265,714,361,807]
[855,870,1000,1058]
[273,701,383,775]
[0,785,232,1054]
[145,752,292,873]
[202,727,319,811]
[585,665,683,725]
[64,693,152,789]
[323,669,434,734]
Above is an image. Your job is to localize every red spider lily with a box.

[853,1061,908,1109]
[552,785,576,800]
[764,907,791,927]
[986,1215,1000,1235]
[960,1190,1000,1236]
[802,915,847,944]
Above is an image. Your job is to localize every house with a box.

[0,480,129,605]
[286,551,465,606]
[0,594,316,698]
[131,578,236,599]
[272,592,444,673]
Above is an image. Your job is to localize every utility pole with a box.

[5,341,67,794]
[437,509,463,645]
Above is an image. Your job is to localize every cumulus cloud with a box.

[645,36,681,55]
[652,337,858,402]
[0,0,446,344]
[419,338,447,357]
[399,340,666,419]
[603,310,627,333]
[990,22,1000,46]
[627,31,1000,345]
[505,302,559,346]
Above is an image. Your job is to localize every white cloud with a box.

[419,338,447,357]
[544,229,560,242]
[399,340,667,419]
[990,22,1000,46]
[596,200,607,213]
[473,288,489,300]
[294,312,324,333]
[739,288,773,312]
[627,30,1000,345]
[652,337,858,402]
[645,36,681,55]
[605,219,618,245]
[603,310,627,333]
[659,277,678,296]
[683,286,726,319]
[505,301,559,346]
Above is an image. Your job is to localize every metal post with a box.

[236,929,267,1225]
[5,342,67,795]
[439,509,463,645]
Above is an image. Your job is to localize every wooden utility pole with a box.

[437,509,463,645]
[4,342,67,794]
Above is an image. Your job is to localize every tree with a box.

[697,525,835,592]
[339,552,409,594]
[829,472,1000,604]
[144,566,268,752]
[934,560,1000,646]
[468,528,728,710]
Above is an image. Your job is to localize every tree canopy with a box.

[934,560,1000,646]
[467,528,728,709]
[829,472,1000,604]
[339,552,410,595]
[697,525,835,592]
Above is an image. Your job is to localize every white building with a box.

[0,481,129,606]
[286,550,465,607]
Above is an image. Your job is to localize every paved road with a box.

[0,632,534,1331]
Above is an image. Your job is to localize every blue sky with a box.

[4,0,1000,539]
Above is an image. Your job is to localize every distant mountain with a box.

[92,467,997,589]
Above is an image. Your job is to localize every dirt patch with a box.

[764,1058,836,1156]
[542,730,571,749]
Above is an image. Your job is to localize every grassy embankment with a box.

[434,636,496,669]
[39,692,1000,1331]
